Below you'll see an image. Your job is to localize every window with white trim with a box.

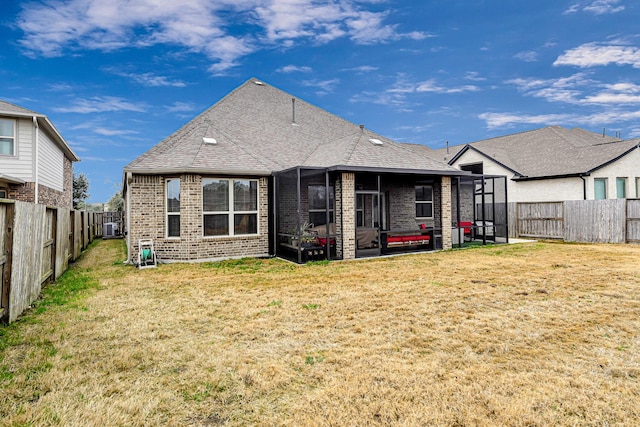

[636,177,640,198]
[415,185,433,218]
[203,178,258,236]
[0,118,15,156]
[166,178,180,237]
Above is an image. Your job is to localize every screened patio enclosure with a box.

[273,167,508,263]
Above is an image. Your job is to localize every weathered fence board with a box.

[1,200,119,323]
[55,208,71,280]
[9,202,46,322]
[508,199,637,244]
[565,199,626,243]
[516,202,564,239]
[627,199,640,243]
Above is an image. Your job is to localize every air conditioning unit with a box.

[103,222,118,238]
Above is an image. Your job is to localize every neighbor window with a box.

[0,118,15,156]
[0,189,6,199]
[415,185,433,218]
[203,178,258,236]
[636,178,640,198]
[166,178,180,237]
[616,177,627,199]
[308,185,334,226]
[594,178,607,200]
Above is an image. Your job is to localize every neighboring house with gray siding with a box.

[0,100,79,208]
[413,126,640,203]
[123,78,504,264]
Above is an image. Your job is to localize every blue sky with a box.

[1,0,639,203]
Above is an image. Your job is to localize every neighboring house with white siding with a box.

[0,100,79,208]
[414,126,640,203]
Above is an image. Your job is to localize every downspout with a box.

[580,175,587,200]
[33,116,39,204]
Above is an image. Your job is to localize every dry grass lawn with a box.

[1,239,639,426]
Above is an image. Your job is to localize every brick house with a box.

[123,78,507,263]
[0,100,79,208]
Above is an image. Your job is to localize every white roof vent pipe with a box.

[369,138,383,146]
[203,137,217,145]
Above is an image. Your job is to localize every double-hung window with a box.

[415,185,433,218]
[203,178,258,236]
[166,178,181,237]
[0,118,15,156]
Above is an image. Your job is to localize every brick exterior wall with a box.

[441,176,452,250]
[341,172,356,260]
[128,173,270,262]
[5,156,73,209]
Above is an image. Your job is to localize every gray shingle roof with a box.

[0,100,41,116]
[429,126,639,179]
[125,78,460,175]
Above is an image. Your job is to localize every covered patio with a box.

[272,167,508,263]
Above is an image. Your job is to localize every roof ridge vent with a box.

[203,137,217,145]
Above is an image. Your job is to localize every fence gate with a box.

[627,199,640,243]
[41,208,57,284]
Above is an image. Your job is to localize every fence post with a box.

[1,203,14,322]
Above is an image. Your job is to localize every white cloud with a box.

[106,69,187,87]
[53,96,147,113]
[16,0,427,73]
[564,0,625,15]
[415,79,480,94]
[341,65,379,73]
[514,51,538,62]
[506,73,594,104]
[301,78,340,93]
[479,109,640,130]
[166,102,198,113]
[554,42,640,68]
[93,127,138,136]
[276,65,312,73]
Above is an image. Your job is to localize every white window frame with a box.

[636,177,640,199]
[0,118,16,157]
[415,184,434,219]
[202,178,259,237]
[166,178,180,238]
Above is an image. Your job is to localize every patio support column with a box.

[441,176,452,250]
[341,172,356,259]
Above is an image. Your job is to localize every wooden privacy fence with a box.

[1,200,122,323]
[509,199,640,243]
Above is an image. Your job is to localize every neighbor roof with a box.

[429,126,639,180]
[0,100,80,162]
[125,78,461,176]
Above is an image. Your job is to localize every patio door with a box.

[355,191,380,257]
